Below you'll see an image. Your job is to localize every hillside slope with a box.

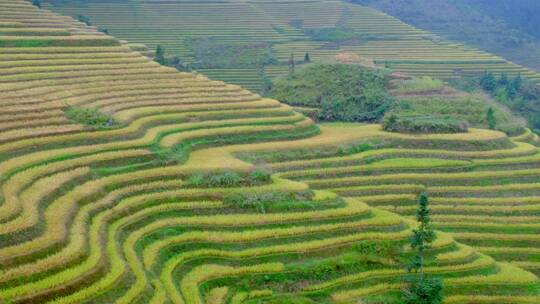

[0,1,539,303]
[351,0,540,71]
[42,0,540,93]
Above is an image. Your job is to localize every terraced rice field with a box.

[42,0,540,92]
[1,1,540,303]
[196,69,265,93]
[235,124,540,277]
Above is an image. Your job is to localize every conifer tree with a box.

[402,192,443,304]
[288,53,295,75]
[155,45,166,65]
[304,52,311,63]
[407,192,435,273]
[486,107,496,130]
[512,73,523,92]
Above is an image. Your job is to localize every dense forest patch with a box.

[268,64,393,123]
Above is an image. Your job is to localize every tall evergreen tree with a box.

[408,192,435,273]
[154,45,166,65]
[288,53,295,75]
[486,107,496,130]
[304,52,311,63]
[402,192,443,304]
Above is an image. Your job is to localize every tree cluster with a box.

[319,91,392,122]
[479,72,540,132]
[269,64,393,123]
[480,72,522,99]
[383,114,469,134]
[154,45,188,71]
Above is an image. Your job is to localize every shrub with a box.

[401,276,443,304]
[32,0,41,8]
[64,106,116,129]
[76,15,91,26]
[224,192,276,213]
[337,141,375,156]
[249,167,271,183]
[187,173,205,187]
[353,240,401,260]
[383,113,469,134]
[224,191,310,213]
[208,170,243,187]
[185,169,272,188]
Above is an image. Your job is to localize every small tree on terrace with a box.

[408,192,435,273]
[77,15,91,26]
[288,53,295,76]
[402,192,443,304]
[154,45,166,65]
[32,0,41,8]
[486,107,496,130]
[304,52,311,63]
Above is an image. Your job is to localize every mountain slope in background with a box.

[351,0,540,71]
[43,0,540,93]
